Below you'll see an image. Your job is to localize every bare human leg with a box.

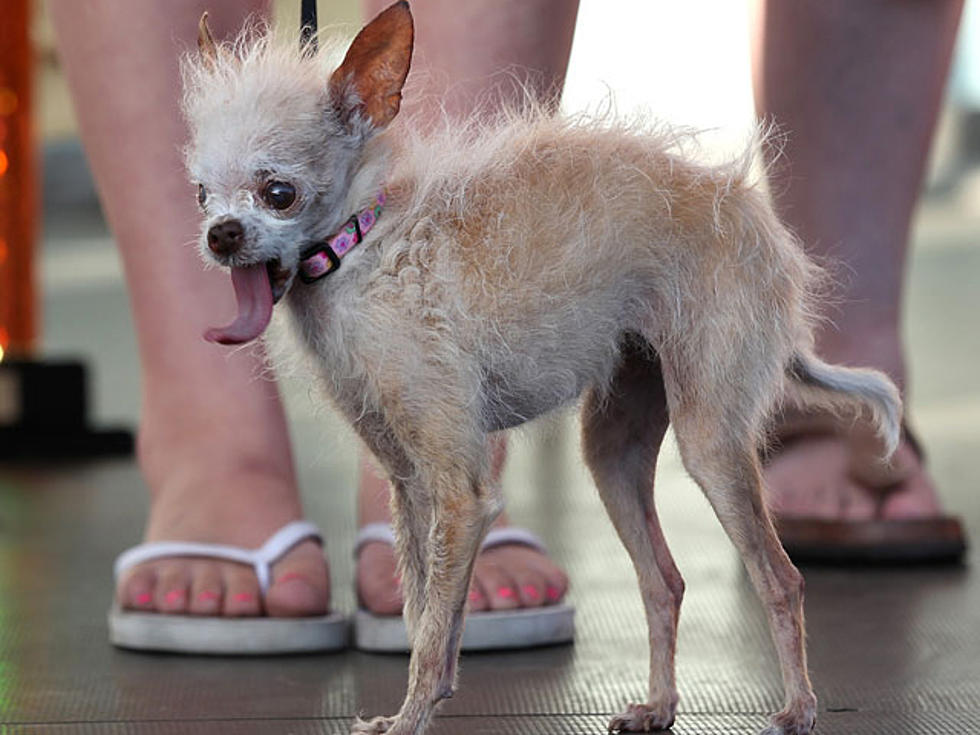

[50,0,329,618]
[753,0,964,527]
[355,0,577,614]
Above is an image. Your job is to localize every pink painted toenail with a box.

[276,572,305,585]
[164,589,186,605]
[469,589,483,602]
[198,590,219,602]
[546,586,562,601]
[522,585,541,600]
[233,592,255,603]
[135,592,152,606]
[497,587,515,599]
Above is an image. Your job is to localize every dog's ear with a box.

[198,12,219,67]
[328,1,414,131]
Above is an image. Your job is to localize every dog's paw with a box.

[351,715,398,735]
[607,702,676,732]
[760,700,817,735]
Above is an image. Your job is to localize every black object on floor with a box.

[0,359,133,460]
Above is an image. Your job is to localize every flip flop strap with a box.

[113,520,322,594]
[353,522,546,557]
[482,527,547,553]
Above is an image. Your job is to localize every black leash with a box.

[300,0,317,55]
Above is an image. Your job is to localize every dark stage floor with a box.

[1,203,979,734]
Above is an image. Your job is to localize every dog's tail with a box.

[785,351,902,457]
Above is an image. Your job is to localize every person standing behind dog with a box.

[752,0,967,560]
[50,0,963,646]
[50,0,571,640]
[364,0,967,562]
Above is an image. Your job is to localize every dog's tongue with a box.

[204,264,274,345]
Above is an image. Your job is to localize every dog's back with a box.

[374,114,819,429]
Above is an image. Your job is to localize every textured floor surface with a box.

[1,198,979,734]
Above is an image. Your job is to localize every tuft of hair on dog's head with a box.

[181,2,413,300]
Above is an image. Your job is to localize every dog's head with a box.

[183,2,413,344]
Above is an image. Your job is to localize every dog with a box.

[183,4,901,733]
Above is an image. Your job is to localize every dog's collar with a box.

[298,189,387,284]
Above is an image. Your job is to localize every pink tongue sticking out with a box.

[204,264,274,345]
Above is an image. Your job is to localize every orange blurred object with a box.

[0,0,38,360]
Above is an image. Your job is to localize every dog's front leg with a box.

[351,411,433,640]
[353,445,501,735]
[387,477,433,639]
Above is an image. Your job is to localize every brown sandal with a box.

[764,413,968,564]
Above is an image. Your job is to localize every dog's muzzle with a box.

[207,219,245,256]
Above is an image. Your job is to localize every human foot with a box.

[765,324,937,522]
[356,522,570,615]
[764,430,941,523]
[116,472,330,618]
[356,442,569,615]
[764,420,966,562]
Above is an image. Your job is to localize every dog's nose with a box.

[207,220,245,256]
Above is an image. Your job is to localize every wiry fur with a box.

[184,8,901,735]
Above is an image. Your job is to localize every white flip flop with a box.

[109,520,348,655]
[353,523,575,653]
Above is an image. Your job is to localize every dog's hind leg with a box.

[581,338,682,732]
[660,354,817,735]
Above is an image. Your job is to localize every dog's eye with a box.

[197,184,207,208]
[263,181,296,210]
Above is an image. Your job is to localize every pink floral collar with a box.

[298,189,387,283]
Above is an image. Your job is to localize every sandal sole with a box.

[774,516,967,565]
[354,604,575,653]
[108,604,349,654]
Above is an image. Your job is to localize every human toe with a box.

[188,561,224,615]
[467,583,490,612]
[154,562,191,614]
[472,560,520,611]
[482,548,549,607]
[118,566,157,611]
[525,549,569,604]
[266,540,330,617]
[221,565,262,617]
[541,565,569,604]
